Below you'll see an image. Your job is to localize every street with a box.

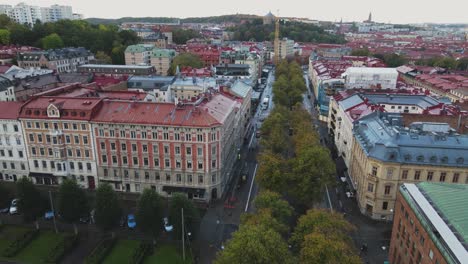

[303,73,392,264]
[197,70,275,264]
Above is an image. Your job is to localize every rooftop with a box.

[79,64,154,70]
[353,112,468,167]
[0,101,23,119]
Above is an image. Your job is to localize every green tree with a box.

[172,28,201,44]
[456,57,468,71]
[383,53,407,67]
[95,183,121,232]
[110,45,126,64]
[169,53,204,75]
[254,190,293,224]
[290,209,355,250]
[300,232,361,264]
[95,51,112,64]
[57,179,89,223]
[136,188,164,240]
[16,177,46,222]
[257,151,288,193]
[241,208,289,235]
[434,57,457,70]
[0,29,10,45]
[215,224,295,264]
[0,183,13,209]
[41,33,64,50]
[169,193,199,238]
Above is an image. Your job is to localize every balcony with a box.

[51,130,63,136]
[367,173,378,182]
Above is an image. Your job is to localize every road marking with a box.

[245,163,258,212]
[248,128,255,149]
[325,184,333,212]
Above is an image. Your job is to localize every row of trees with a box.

[0,15,140,64]
[351,48,468,70]
[216,61,360,263]
[228,19,346,43]
[2,178,198,241]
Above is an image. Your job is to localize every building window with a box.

[439,172,446,182]
[453,173,460,183]
[143,158,149,166]
[120,130,126,138]
[142,145,148,152]
[121,143,127,151]
[132,144,137,152]
[37,134,43,143]
[427,171,433,181]
[371,166,378,176]
[198,161,203,169]
[33,160,39,168]
[212,160,216,168]
[155,172,160,181]
[122,157,128,165]
[87,163,91,171]
[197,134,203,142]
[103,168,108,177]
[111,143,116,150]
[386,168,393,179]
[186,147,192,155]
[384,185,391,195]
[135,184,140,192]
[66,135,71,143]
[197,147,202,156]
[198,174,204,184]
[175,146,180,155]
[185,133,191,141]
[402,170,408,180]
[130,131,136,139]
[102,155,107,163]
[187,161,192,169]
[175,133,180,140]
[177,174,182,182]
[164,146,169,154]
[163,132,169,140]
[176,160,181,168]
[166,174,171,182]
[211,174,216,184]
[382,202,388,210]
[165,159,170,167]
[414,170,421,180]
[154,158,159,167]
[152,132,158,139]
[188,174,193,183]
[83,136,88,144]
[29,134,34,142]
[134,171,139,179]
[367,183,374,192]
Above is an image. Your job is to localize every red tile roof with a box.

[19,97,103,120]
[0,102,23,119]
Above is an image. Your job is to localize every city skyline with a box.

[2,0,468,24]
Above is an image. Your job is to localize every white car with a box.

[163,217,173,232]
[9,199,19,214]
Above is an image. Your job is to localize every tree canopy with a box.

[254,190,293,224]
[94,183,121,231]
[57,179,89,223]
[168,193,199,238]
[172,28,201,44]
[16,177,46,222]
[0,15,140,64]
[136,188,164,237]
[169,53,204,75]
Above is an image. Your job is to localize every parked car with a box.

[0,208,9,214]
[127,214,136,229]
[44,211,54,220]
[9,199,19,214]
[163,217,173,232]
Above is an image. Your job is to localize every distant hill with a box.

[85,14,260,25]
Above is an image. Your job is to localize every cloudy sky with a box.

[5,0,468,24]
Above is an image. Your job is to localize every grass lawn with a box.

[14,230,67,264]
[0,226,31,253]
[102,239,140,264]
[144,244,192,264]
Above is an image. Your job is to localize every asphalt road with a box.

[197,70,275,264]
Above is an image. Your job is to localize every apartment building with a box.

[19,97,102,189]
[276,38,294,59]
[349,112,467,221]
[0,3,78,25]
[0,76,15,101]
[0,102,29,182]
[18,48,95,73]
[389,183,468,264]
[342,67,398,89]
[150,49,177,76]
[92,92,241,201]
[124,44,155,66]
[170,77,217,101]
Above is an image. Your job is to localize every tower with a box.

[273,11,280,65]
[368,12,372,23]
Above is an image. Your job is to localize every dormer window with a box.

[47,104,60,118]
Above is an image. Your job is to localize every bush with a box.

[2,229,39,257]
[84,237,116,264]
[45,234,79,263]
[131,241,152,264]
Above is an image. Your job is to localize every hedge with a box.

[2,229,40,257]
[84,237,116,264]
[130,241,152,264]
[45,234,79,263]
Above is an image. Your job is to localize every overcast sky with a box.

[5,0,468,24]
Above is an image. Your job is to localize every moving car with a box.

[127,214,136,229]
[9,199,19,214]
[44,211,54,220]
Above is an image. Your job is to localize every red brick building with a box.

[389,183,468,264]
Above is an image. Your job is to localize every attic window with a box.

[42,110,47,115]
[34,110,40,115]
[440,156,448,163]
[456,157,464,164]
[71,112,77,116]
[26,110,32,115]
[80,112,86,117]
[388,152,397,161]
[404,154,411,161]
[63,111,68,116]
[430,156,437,162]
[417,155,424,162]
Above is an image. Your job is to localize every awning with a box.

[29,172,54,178]
[162,186,206,195]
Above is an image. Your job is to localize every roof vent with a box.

[48,99,55,102]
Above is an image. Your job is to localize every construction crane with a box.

[273,10,280,65]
